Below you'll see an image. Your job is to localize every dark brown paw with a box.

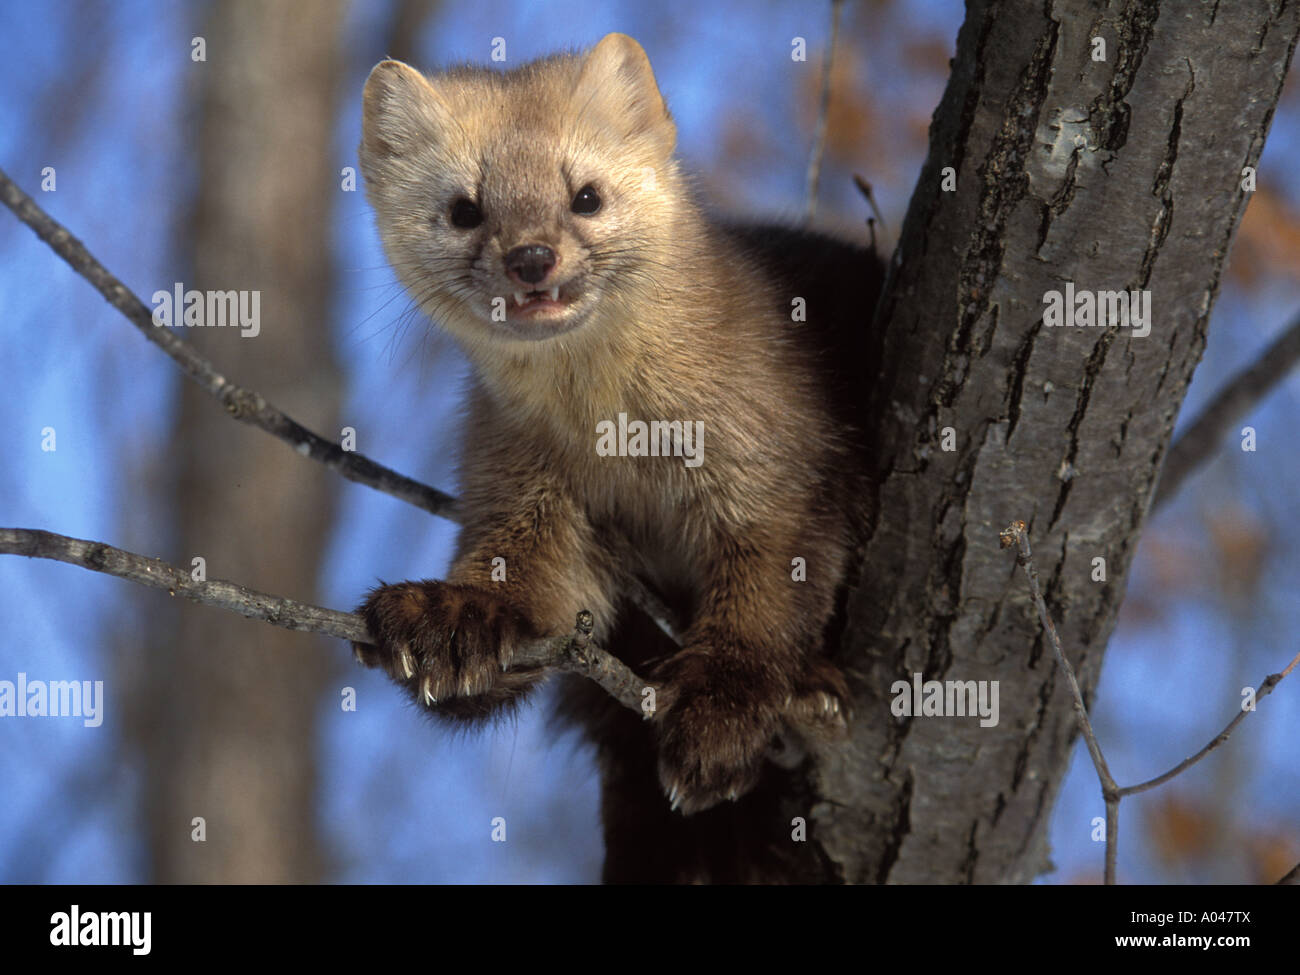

[651,651,786,815]
[352,580,537,706]
[786,656,851,742]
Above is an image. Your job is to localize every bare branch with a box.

[1003,520,1299,885]
[0,167,457,521]
[0,527,651,714]
[1154,310,1300,510]
[852,173,888,244]
[804,0,845,223]
[1001,520,1121,884]
[1118,647,1300,798]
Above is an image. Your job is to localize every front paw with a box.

[352,580,535,704]
[652,652,786,815]
[786,656,851,741]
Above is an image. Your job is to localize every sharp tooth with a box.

[513,291,525,306]
[548,287,559,301]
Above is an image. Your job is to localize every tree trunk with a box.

[127,0,346,882]
[812,0,1300,883]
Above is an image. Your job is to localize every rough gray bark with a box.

[125,1,346,882]
[812,0,1300,883]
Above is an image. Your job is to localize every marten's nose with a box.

[504,245,556,286]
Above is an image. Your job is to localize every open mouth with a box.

[510,287,567,314]
[488,281,591,338]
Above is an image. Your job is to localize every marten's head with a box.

[360,33,686,353]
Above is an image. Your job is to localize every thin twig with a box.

[1001,520,1121,884]
[804,0,845,223]
[1119,648,1300,797]
[0,528,650,714]
[1154,310,1300,510]
[0,166,682,637]
[381,0,439,67]
[1002,519,1298,885]
[852,173,888,245]
[0,167,457,521]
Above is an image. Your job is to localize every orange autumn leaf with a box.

[1147,794,1215,864]
[1231,185,1300,287]
[1204,503,1268,598]
[1246,827,1299,885]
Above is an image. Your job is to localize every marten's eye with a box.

[571,185,601,216]
[449,198,483,229]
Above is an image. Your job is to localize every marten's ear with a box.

[361,59,448,164]
[572,33,676,161]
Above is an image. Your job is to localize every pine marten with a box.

[354,32,886,882]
